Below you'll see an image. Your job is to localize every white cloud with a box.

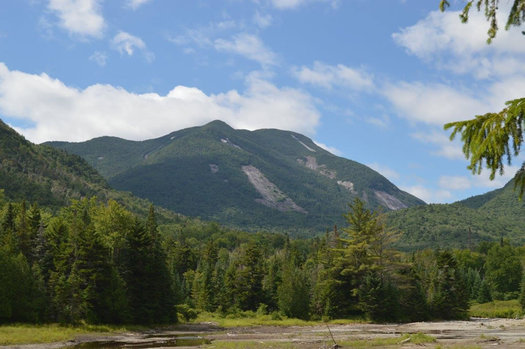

[411,131,464,160]
[392,6,525,79]
[253,11,273,28]
[313,141,342,156]
[0,63,320,143]
[383,81,487,125]
[214,33,278,66]
[400,184,451,204]
[112,31,145,55]
[126,0,152,10]
[437,163,520,193]
[89,51,107,66]
[367,162,400,180]
[293,61,374,91]
[438,176,471,190]
[47,0,105,38]
[365,114,389,128]
[269,0,339,10]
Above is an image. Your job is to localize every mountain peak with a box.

[203,119,234,131]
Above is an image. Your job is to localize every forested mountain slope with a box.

[0,119,181,222]
[388,179,525,250]
[49,120,424,234]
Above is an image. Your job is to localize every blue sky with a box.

[1,0,524,203]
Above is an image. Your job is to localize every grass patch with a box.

[207,341,298,348]
[469,299,522,318]
[193,311,365,328]
[435,344,481,349]
[338,333,435,347]
[207,333,435,348]
[0,323,140,345]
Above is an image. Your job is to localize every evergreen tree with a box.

[429,251,469,319]
[226,242,265,311]
[123,211,176,324]
[277,250,310,320]
[477,278,492,303]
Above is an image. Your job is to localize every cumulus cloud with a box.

[293,61,374,91]
[47,0,105,38]
[214,33,278,66]
[392,6,525,79]
[126,0,153,10]
[0,63,320,143]
[383,81,487,125]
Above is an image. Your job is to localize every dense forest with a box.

[2,194,524,325]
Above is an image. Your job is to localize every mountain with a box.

[48,120,424,234]
[387,179,525,250]
[0,119,181,222]
[0,119,108,207]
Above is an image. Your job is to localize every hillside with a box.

[0,119,109,207]
[387,179,525,250]
[0,119,182,222]
[48,120,424,234]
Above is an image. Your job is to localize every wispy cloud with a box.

[253,11,273,28]
[269,0,340,10]
[214,33,278,66]
[314,141,342,156]
[367,162,400,180]
[126,0,153,10]
[47,0,105,38]
[400,184,451,204]
[89,51,107,66]
[293,61,374,91]
[112,31,154,61]
[411,131,464,160]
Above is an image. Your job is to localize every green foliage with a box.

[485,242,522,299]
[445,98,525,197]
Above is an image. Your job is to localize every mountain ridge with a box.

[387,177,525,250]
[48,120,425,235]
[0,119,183,223]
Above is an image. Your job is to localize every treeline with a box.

[1,195,524,325]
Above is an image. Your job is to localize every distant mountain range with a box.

[3,118,524,247]
[388,179,525,250]
[48,120,424,234]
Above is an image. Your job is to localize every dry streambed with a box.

[3,319,525,349]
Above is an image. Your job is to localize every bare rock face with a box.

[374,190,407,210]
[242,165,307,214]
[291,134,316,152]
[298,156,337,179]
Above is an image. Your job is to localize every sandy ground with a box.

[3,318,525,348]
